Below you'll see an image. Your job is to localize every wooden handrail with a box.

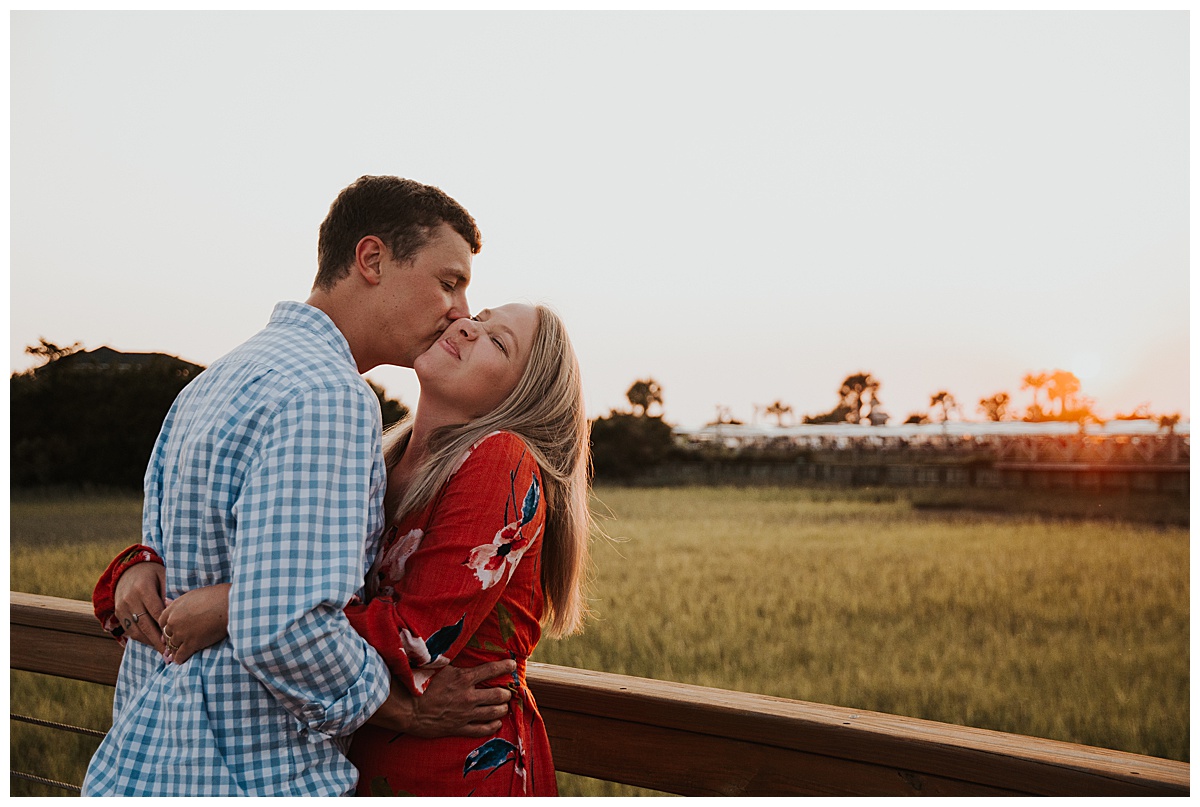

[11,592,1189,796]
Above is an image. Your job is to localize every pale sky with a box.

[10,10,1190,429]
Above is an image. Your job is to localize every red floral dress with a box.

[344,431,557,797]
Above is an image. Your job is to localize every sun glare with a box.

[1070,352,1102,384]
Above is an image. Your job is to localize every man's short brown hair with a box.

[314,176,482,291]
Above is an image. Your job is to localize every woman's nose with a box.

[457,319,479,340]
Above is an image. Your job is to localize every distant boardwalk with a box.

[662,421,1189,495]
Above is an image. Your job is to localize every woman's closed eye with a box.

[470,316,508,355]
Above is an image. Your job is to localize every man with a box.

[83,177,514,796]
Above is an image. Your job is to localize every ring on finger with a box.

[132,612,144,623]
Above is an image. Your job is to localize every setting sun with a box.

[1070,352,1103,385]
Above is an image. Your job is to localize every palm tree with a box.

[978,392,1011,422]
[626,379,664,417]
[865,389,890,425]
[1046,370,1081,417]
[708,405,742,426]
[1021,372,1049,419]
[763,400,794,427]
[929,390,958,423]
[839,372,880,424]
[25,338,82,366]
[1158,413,1181,434]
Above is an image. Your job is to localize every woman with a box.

[94,303,592,797]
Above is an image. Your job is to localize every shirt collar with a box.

[268,301,357,371]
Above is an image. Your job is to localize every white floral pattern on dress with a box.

[464,474,541,590]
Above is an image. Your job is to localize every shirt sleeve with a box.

[344,432,545,697]
[140,400,173,557]
[98,404,173,641]
[227,384,391,739]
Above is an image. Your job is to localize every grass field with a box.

[9,486,1190,796]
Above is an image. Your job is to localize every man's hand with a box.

[370,660,517,738]
[114,562,167,652]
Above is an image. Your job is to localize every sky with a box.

[9,9,1190,430]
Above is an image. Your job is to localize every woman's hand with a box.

[114,562,167,652]
[159,583,231,664]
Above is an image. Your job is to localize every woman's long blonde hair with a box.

[382,305,592,637]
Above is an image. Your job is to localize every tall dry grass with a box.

[9,487,1189,796]
[537,486,1189,762]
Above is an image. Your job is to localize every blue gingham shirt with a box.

[83,302,392,796]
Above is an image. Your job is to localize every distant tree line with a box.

[17,339,1179,491]
[13,340,679,489]
[11,340,408,490]
[726,370,1179,429]
[584,363,1188,485]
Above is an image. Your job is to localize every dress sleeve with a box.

[92,545,165,643]
[344,432,545,697]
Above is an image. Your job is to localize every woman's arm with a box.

[93,544,166,650]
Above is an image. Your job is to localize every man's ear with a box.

[354,236,386,286]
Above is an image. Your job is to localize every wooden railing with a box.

[11,592,1189,796]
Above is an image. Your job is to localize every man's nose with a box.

[447,293,470,323]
